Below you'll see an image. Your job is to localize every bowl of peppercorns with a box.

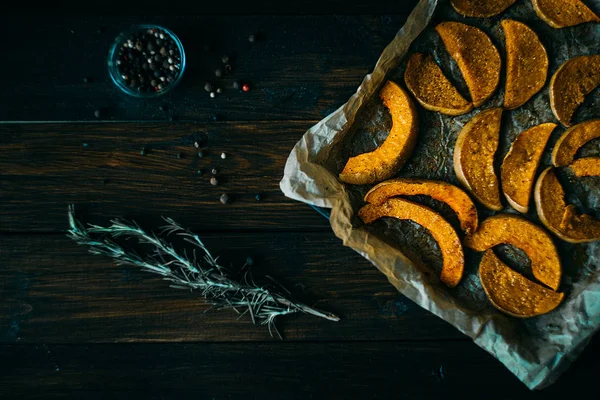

[107,24,186,98]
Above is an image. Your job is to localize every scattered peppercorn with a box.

[210,92,216,98]
[220,193,230,204]
[197,169,203,175]
[242,83,250,92]
[102,179,108,184]
[255,193,262,201]
[198,151,204,158]
[204,82,213,92]
[159,104,168,112]
[216,88,223,94]
[94,109,102,118]
[176,152,182,159]
[246,256,255,266]
[221,55,230,64]
[211,115,219,121]
[232,80,240,90]
[224,64,232,73]
[211,168,218,175]
[248,34,257,43]
[140,147,147,156]
[83,76,91,83]
[194,141,200,148]
[210,177,218,186]
[221,152,226,159]
[215,68,223,78]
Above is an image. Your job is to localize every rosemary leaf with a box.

[67,205,339,338]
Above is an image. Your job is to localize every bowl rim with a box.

[107,24,186,98]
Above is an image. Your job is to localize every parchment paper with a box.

[280,0,600,390]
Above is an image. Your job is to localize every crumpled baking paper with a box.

[280,0,600,390]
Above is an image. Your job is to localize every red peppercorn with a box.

[242,83,250,92]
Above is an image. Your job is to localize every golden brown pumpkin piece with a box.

[502,20,549,110]
[569,157,600,177]
[364,178,478,234]
[451,0,517,17]
[532,0,600,28]
[501,123,556,213]
[534,167,600,243]
[339,81,418,185]
[549,55,600,127]
[435,21,501,108]
[358,198,465,287]
[479,250,564,318]
[464,214,562,291]
[404,53,473,116]
[454,108,503,211]
[552,119,600,166]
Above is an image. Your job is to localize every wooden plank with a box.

[0,233,462,343]
[0,122,332,232]
[3,0,419,15]
[1,339,598,399]
[0,14,413,122]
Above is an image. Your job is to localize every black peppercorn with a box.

[224,64,232,73]
[215,68,223,78]
[232,80,240,90]
[255,193,262,201]
[197,169,203,175]
[83,76,91,83]
[176,152,182,159]
[246,256,255,266]
[220,193,230,204]
[210,177,218,186]
[198,151,204,158]
[221,55,230,64]
[140,147,146,156]
[211,168,218,175]
[204,82,213,92]
[248,34,257,43]
[94,109,101,118]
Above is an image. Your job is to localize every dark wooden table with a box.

[1,4,598,399]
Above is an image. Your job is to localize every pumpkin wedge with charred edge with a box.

[404,53,473,116]
[364,178,478,234]
[549,55,600,127]
[451,0,517,17]
[339,81,418,185]
[534,167,600,243]
[502,20,549,110]
[479,250,564,318]
[552,119,600,166]
[501,123,555,213]
[358,198,464,287]
[464,214,562,291]
[532,0,600,28]
[435,22,501,108]
[454,108,503,211]
[569,157,600,177]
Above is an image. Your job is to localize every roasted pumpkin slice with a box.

[404,53,473,116]
[464,214,562,291]
[501,123,555,213]
[339,81,418,185]
[552,119,600,166]
[479,250,564,318]
[358,198,465,287]
[435,21,501,107]
[451,0,517,17]
[534,167,600,243]
[549,55,600,127]
[454,108,503,211]
[364,178,478,234]
[502,20,549,110]
[569,157,600,177]
[532,0,600,28]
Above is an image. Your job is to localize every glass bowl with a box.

[107,24,186,98]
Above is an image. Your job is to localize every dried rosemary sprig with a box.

[67,205,339,338]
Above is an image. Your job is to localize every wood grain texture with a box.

[0,233,462,343]
[1,339,598,399]
[0,14,413,122]
[0,122,334,232]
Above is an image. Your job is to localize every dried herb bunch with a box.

[67,206,339,338]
